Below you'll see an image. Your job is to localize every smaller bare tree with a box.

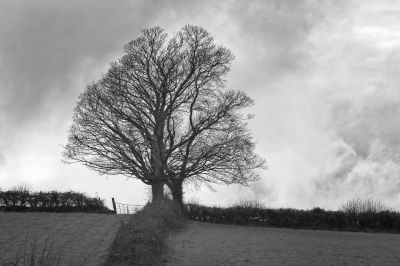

[163,89,266,206]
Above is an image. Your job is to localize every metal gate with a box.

[111,197,144,214]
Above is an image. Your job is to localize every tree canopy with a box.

[64,25,266,204]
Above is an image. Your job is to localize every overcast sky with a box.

[1,0,400,210]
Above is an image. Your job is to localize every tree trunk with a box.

[151,182,164,202]
[170,180,184,208]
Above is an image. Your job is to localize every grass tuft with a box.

[0,238,61,266]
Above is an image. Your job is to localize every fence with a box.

[111,197,144,214]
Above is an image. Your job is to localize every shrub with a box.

[231,199,266,209]
[338,198,398,231]
[339,198,391,214]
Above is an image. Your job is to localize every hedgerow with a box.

[185,200,400,233]
[0,186,111,213]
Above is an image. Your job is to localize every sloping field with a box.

[167,222,400,265]
[0,212,129,265]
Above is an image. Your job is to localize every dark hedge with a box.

[185,204,400,233]
[0,189,112,213]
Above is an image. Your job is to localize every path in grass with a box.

[166,221,400,265]
[0,212,129,265]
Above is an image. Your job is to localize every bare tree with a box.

[63,25,266,203]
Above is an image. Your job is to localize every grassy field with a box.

[166,221,400,265]
[0,212,129,265]
[2,206,400,265]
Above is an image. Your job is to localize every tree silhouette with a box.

[63,25,266,204]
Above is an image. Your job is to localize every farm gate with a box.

[111,197,144,214]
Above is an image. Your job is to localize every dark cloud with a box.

[223,0,327,90]
[0,0,161,126]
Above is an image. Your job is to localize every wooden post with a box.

[112,197,117,214]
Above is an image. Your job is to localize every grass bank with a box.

[104,199,186,266]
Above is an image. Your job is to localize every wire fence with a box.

[111,197,144,214]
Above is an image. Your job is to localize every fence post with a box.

[112,197,117,214]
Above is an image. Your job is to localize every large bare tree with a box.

[63,25,266,204]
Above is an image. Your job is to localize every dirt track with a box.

[0,212,129,265]
[167,221,400,265]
